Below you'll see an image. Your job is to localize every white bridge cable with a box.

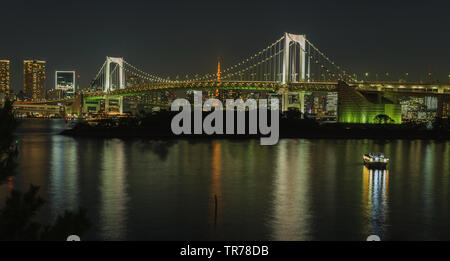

[220,36,285,74]
[88,61,107,89]
[123,60,171,82]
[305,39,356,82]
[182,36,286,82]
[221,43,288,81]
[123,67,166,83]
[118,36,285,84]
[125,67,169,83]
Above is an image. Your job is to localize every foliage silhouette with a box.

[0,100,19,183]
[374,114,395,124]
[0,185,91,240]
[0,185,44,240]
[0,101,91,241]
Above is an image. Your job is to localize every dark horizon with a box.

[1,0,449,92]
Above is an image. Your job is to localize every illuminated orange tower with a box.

[217,59,221,82]
[216,59,221,98]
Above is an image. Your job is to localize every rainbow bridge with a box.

[14,33,450,123]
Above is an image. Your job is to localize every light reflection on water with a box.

[100,139,129,240]
[271,140,311,240]
[49,134,79,221]
[1,119,450,240]
[362,167,389,239]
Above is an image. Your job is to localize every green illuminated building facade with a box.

[337,83,402,124]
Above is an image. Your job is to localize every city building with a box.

[337,85,402,124]
[24,60,46,100]
[46,89,65,100]
[443,101,450,118]
[399,96,438,122]
[0,60,10,97]
[304,92,338,121]
[326,93,338,115]
[55,71,76,94]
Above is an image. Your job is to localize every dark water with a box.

[1,119,449,241]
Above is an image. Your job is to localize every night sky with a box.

[2,0,449,92]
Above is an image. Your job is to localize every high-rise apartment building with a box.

[0,60,10,96]
[24,60,46,100]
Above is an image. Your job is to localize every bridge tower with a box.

[104,56,125,92]
[104,57,125,113]
[280,33,307,113]
[282,33,307,85]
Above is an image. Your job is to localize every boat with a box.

[363,153,389,169]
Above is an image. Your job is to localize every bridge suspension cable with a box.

[123,60,172,83]
[88,61,107,91]
[214,34,355,83]
[221,42,287,81]
[305,38,356,82]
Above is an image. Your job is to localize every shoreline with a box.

[60,126,450,141]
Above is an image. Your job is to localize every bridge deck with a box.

[13,81,450,105]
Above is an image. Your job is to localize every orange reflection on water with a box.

[210,142,222,233]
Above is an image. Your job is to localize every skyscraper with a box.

[24,60,46,100]
[0,60,10,96]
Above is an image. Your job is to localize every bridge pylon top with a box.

[285,33,306,43]
[106,56,124,65]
